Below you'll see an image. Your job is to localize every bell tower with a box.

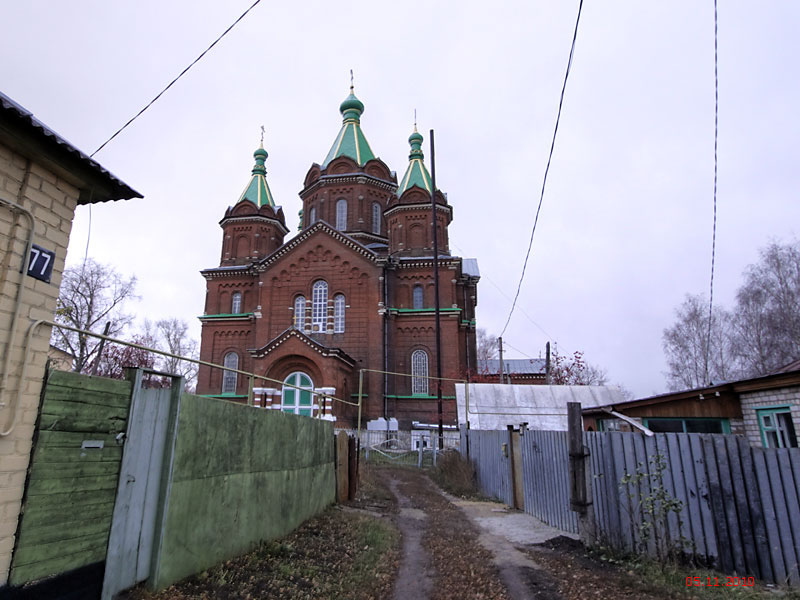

[219,144,289,266]
[386,128,452,257]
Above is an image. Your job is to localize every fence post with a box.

[348,435,358,501]
[568,402,596,546]
[433,441,438,467]
[418,441,423,468]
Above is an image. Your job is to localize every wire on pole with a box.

[500,0,584,338]
[704,0,719,385]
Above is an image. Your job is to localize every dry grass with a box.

[430,449,478,497]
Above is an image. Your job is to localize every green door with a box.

[282,372,314,417]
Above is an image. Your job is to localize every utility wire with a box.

[503,341,535,359]
[500,0,584,337]
[704,0,719,385]
[90,0,263,158]
[451,242,555,340]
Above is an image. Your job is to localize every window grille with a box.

[336,199,347,231]
[411,349,429,395]
[231,291,242,314]
[413,285,424,309]
[222,352,238,394]
[312,280,328,332]
[294,295,306,329]
[372,202,381,234]
[333,294,345,333]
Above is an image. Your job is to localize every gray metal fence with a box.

[463,428,800,585]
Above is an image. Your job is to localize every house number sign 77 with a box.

[26,244,55,283]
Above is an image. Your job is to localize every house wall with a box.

[740,386,800,447]
[0,141,78,585]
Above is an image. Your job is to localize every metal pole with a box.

[357,369,364,446]
[247,374,254,406]
[498,336,505,384]
[89,321,112,376]
[430,129,444,450]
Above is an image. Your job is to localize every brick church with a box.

[196,87,480,428]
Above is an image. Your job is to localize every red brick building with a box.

[196,88,480,427]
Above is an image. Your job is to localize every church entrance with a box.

[282,372,314,416]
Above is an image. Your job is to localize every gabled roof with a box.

[321,87,376,168]
[0,91,141,204]
[237,146,276,207]
[255,220,380,270]
[249,328,356,366]
[396,128,433,196]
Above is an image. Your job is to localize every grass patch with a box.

[121,508,400,600]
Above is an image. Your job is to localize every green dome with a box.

[254,146,268,159]
[339,89,365,119]
[408,130,423,145]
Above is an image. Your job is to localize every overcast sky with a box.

[2,1,798,397]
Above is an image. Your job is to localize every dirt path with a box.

[380,467,562,600]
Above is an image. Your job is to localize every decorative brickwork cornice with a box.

[254,221,379,270]
[249,328,356,367]
[200,266,251,280]
[383,202,452,219]
[301,172,397,196]
[218,214,290,236]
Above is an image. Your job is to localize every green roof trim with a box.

[396,129,433,196]
[322,87,376,168]
[237,146,276,207]
[198,312,254,320]
[389,307,462,314]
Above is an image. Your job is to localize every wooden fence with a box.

[463,429,800,585]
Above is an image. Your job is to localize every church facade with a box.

[196,88,480,428]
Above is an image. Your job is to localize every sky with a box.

[2,1,798,397]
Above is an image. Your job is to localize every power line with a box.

[90,0,263,158]
[500,0,584,337]
[704,0,719,385]
[451,242,555,340]
[503,341,535,359]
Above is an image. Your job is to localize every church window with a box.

[413,284,424,309]
[222,352,238,394]
[336,199,347,231]
[333,294,345,333]
[411,350,429,395]
[372,202,381,234]
[309,206,316,225]
[312,280,328,332]
[231,291,242,314]
[282,372,314,417]
[294,295,306,329]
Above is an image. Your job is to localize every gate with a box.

[9,368,181,599]
[9,369,133,586]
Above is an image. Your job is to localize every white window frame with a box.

[312,280,328,332]
[222,352,238,394]
[411,349,429,395]
[333,294,345,333]
[294,295,306,329]
[412,284,424,309]
[231,291,242,314]
[372,202,381,234]
[309,206,316,225]
[336,198,347,231]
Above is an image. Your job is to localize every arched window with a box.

[231,291,242,314]
[222,352,238,394]
[312,280,328,332]
[309,206,316,225]
[294,295,306,329]
[411,350,429,395]
[336,199,347,231]
[413,284,424,309]
[372,202,381,234]
[282,372,314,417]
[333,294,345,333]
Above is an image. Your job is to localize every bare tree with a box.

[52,259,137,372]
[662,294,738,390]
[145,318,199,390]
[476,328,499,363]
[732,241,800,376]
[549,346,608,385]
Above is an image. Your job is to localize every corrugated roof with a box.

[0,91,141,203]
[455,383,627,430]
[479,358,546,375]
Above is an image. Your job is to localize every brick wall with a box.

[740,386,800,447]
[0,141,78,584]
